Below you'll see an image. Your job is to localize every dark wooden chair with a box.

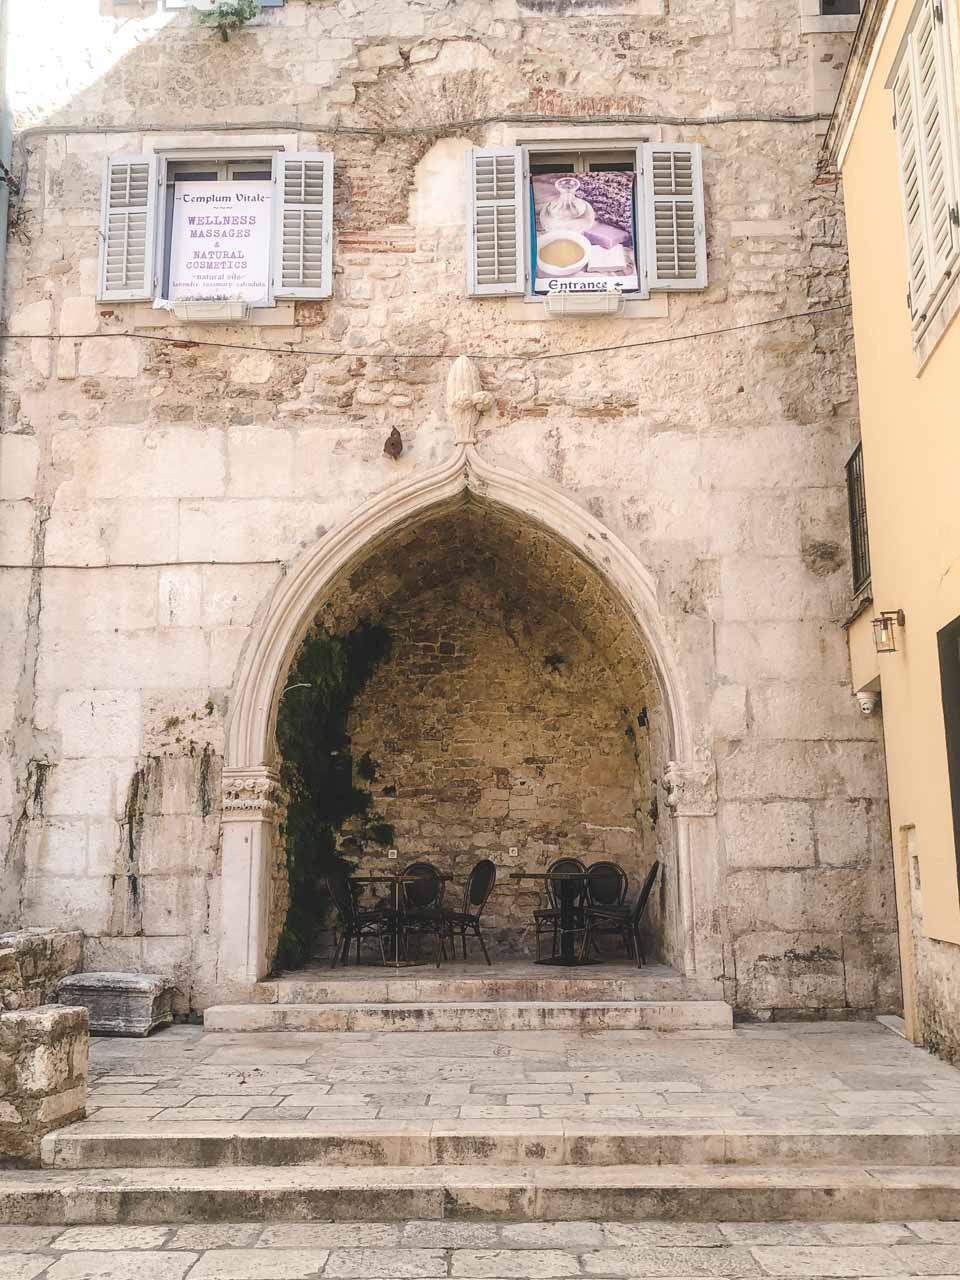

[442,859,497,965]
[326,868,393,968]
[534,856,587,961]
[581,860,659,967]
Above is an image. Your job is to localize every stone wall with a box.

[0,1004,88,1167]
[0,0,901,1015]
[343,576,662,960]
[0,928,83,1011]
[914,935,960,1066]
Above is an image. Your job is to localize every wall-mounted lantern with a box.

[872,609,905,653]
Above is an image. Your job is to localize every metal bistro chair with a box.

[399,860,448,966]
[442,859,497,965]
[326,868,393,968]
[581,859,660,967]
[582,860,629,958]
[534,857,587,961]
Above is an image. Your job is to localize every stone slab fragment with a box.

[56,974,175,1038]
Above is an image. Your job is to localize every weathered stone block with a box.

[56,972,175,1037]
[0,436,39,502]
[0,929,84,1011]
[732,930,846,1014]
[0,1004,88,1166]
[722,801,815,868]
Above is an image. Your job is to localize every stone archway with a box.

[218,440,720,989]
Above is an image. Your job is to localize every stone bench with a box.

[56,972,176,1038]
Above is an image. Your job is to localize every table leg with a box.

[393,879,400,967]
[559,885,575,964]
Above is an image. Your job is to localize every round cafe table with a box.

[351,870,452,969]
[509,869,601,967]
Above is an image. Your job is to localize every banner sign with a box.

[168,181,272,305]
[532,170,639,294]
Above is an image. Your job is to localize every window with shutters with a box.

[97,149,333,308]
[465,141,707,299]
[889,0,960,340]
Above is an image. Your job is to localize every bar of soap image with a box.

[585,222,631,249]
[588,244,627,271]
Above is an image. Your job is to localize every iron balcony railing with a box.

[846,442,872,595]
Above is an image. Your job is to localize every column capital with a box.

[221,765,281,822]
[662,756,717,817]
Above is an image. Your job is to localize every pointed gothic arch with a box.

[217,444,720,989]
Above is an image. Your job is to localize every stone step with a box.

[264,968,723,1006]
[203,999,734,1033]
[4,1164,960,1224]
[40,1121,960,1171]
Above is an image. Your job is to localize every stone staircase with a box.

[5,1125,960,1224]
[204,963,734,1033]
[4,982,959,1230]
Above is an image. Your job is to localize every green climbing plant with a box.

[274,621,393,970]
[196,0,259,42]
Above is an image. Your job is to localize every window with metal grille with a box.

[820,1,861,14]
[846,443,872,594]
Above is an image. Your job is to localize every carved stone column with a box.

[218,766,281,986]
[662,756,722,979]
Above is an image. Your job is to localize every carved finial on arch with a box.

[447,355,492,445]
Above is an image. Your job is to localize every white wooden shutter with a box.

[97,154,158,302]
[894,53,932,320]
[273,152,333,300]
[913,0,959,298]
[641,143,707,291]
[466,147,525,296]
[893,0,960,325]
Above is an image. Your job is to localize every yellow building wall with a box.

[840,0,960,964]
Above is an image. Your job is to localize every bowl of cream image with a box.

[536,231,592,277]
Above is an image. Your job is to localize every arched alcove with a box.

[218,446,719,987]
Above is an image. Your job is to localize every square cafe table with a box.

[509,869,601,966]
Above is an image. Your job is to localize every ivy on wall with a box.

[274,621,393,969]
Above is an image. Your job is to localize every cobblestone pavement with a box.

[78,1021,960,1129]
[3,1218,960,1278]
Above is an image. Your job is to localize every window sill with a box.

[842,590,873,631]
[128,302,297,328]
[801,15,861,33]
[503,296,669,322]
[913,270,960,373]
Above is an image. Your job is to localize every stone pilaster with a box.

[218,766,281,986]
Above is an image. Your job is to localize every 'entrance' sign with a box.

[168,181,272,305]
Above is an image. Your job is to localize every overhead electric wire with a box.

[0,301,852,364]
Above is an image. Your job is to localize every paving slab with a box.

[6,1219,960,1280]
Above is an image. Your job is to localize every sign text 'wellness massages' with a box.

[168,182,272,304]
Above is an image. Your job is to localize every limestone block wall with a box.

[0,0,901,1014]
[0,928,83,1011]
[344,584,661,959]
[0,1005,88,1167]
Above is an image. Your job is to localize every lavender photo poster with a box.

[532,170,639,294]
